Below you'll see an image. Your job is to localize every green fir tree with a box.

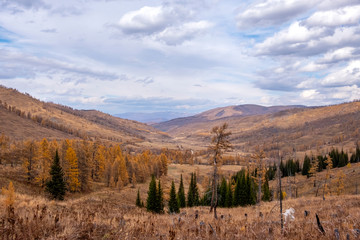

[136,188,142,207]
[46,150,66,200]
[218,177,227,207]
[156,180,164,213]
[187,173,199,207]
[168,181,180,213]
[146,175,157,213]
[225,179,233,208]
[177,174,186,208]
[262,176,271,202]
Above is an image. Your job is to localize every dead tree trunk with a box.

[210,156,218,219]
[278,154,283,233]
[209,123,231,219]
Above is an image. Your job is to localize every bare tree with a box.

[209,123,231,219]
[252,146,265,205]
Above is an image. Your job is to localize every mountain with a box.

[153,104,305,132]
[0,86,172,148]
[115,111,191,124]
[153,102,360,157]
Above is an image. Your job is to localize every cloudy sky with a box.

[0,0,360,115]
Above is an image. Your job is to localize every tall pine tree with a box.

[156,180,164,213]
[46,150,66,200]
[225,179,233,207]
[218,177,227,207]
[146,175,157,213]
[168,181,180,213]
[136,188,143,207]
[187,173,199,207]
[177,174,186,208]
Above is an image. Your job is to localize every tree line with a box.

[0,134,168,195]
[138,169,272,214]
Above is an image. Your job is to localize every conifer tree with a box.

[262,176,271,201]
[187,173,200,207]
[46,150,66,200]
[233,177,241,206]
[225,179,233,207]
[219,177,227,207]
[156,180,164,213]
[136,188,142,207]
[246,172,256,205]
[177,174,186,208]
[146,175,157,213]
[302,155,311,176]
[168,181,180,213]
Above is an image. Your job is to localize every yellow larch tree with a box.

[323,155,333,197]
[336,170,345,196]
[65,146,81,192]
[93,145,106,181]
[2,181,15,209]
[117,154,129,186]
[22,139,39,182]
[159,153,168,176]
[35,138,51,187]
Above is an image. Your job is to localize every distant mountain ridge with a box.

[153,104,305,132]
[115,111,192,124]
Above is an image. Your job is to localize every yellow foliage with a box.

[2,181,15,208]
[282,191,287,200]
[66,147,81,192]
[336,170,345,196]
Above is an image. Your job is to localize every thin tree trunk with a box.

[278,156,283,233]
[210,156,218,219]
[258,171,262,204]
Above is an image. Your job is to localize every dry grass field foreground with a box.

[1,163,360,239]
[1,191,360,239]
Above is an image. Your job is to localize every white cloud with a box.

[301,89,319,99]
[255,21,328,55]
[306,5,360,27]
[321,60,360,87]
[155,21,213,45]
[321,47,359,63]
[117,5,187,35]
[236,0,316,29]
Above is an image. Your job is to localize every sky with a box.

[0,0,360,115]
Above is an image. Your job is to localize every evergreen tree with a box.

[225,180,233,208]
[146,175,157,213]
[233,177,241,206]
[193,173,200,205]
[136,188,142,207]
[187,173,199,207]
[247,172,256,205]
[262,176,271,202]
[302,155,311,176]
[168,181,180,213]
[177,174,186,208]
[218,177,227,207]
[156,180,164,213]
[46,150,66,200]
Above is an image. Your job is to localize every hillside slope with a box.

[154,102,360,156]
[0,86,172,148]
[153,104,304,132]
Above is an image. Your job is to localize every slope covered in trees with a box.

[0,85,172,149]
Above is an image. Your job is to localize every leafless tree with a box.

[209,123,231,219]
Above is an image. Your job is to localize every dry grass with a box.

[1,190,359,239]
[1,163,360,239]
